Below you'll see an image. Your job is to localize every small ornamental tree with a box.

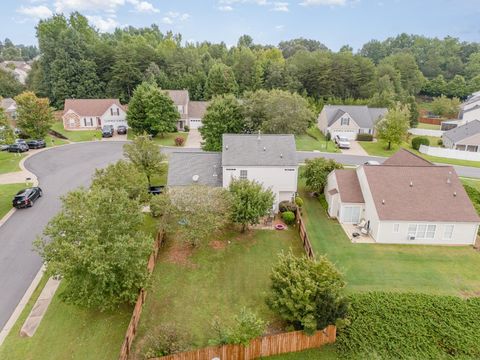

[229,178,275,232]
[34,187,152,311]
[375,103,410,150]
[14,91,54,138]
[167,186,232,247]
[127,81,179,137]
[91,160,149,203]
[123,134,166,187]
[0,107,15,145]
[302,158,343,194]
[267,251,348,334]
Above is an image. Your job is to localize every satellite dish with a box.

[192,174,199,182]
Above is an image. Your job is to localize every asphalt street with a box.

[0,141,479,331]
[0,142,125,330]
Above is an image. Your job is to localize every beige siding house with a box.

[325,149,480,245]
[165,90,208,130]
[62,99,127,130]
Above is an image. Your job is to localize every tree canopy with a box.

[376,103,411,150]
[14,91,54,138]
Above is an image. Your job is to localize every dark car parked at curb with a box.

[26,139,46,149]
[117,125,127,135]
[12,187,43,208]
[102,125,114,138]
[148,185,165,195]
[8,143,29,153]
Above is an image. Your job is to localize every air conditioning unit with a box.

[408,235,416,240]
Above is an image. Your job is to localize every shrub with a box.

[295,196,304,208]
[279,200,297,213]
[337,292,480,359]
[356,133,373,141]
[143,324,189,358]
[149,194,170,218]
[282,211,296,225]
[175,137,185,146]
[411,136,430,150]
[437,138,443,146]
[302,158,343,193]
[318,194,329,212]
[184,125,190,132]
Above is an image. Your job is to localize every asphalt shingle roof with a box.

[63,99,124,117]
[222,134,297,166]
[167,152,222,187]
[443,120,480,143]
[334,169,364,203]
[323,105,387,128]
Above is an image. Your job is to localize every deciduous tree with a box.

[375,103,410,150]
[301,158,343,194]
[14,91,54,138]
[205,63,238,99]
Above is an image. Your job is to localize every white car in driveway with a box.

[334,135,351,149]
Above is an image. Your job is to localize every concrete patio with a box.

[340,223,375,244]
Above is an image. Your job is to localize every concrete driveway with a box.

[340,140,369,156]
[184,129,202,148]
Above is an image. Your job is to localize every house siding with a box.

[456,132,480,151]
[328,113,360,140]
[462,107,480,122]
[355,166,381,240]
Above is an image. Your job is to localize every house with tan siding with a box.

[62,99,127,130]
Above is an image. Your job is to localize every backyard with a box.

[0,183,26,218]
[295,127,338,152]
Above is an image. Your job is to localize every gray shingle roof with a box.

[323,105,387,128]
[189,101,208,119]
[222,134,297,166]
[165,90,189,106]
[167,152,222,187]
[443,120,480,143]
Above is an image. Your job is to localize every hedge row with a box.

[337,292,480,359]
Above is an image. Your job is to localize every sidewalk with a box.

[0,151,39,185]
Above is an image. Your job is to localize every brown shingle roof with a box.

[63,99,124,117]
[363,165,480,222]
[382,148,433,166]
[335,169,365,203]
[189,101,208,119]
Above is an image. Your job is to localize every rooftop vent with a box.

[382,199,385,205]
[447,178,451,185]
[263,147,266,151]
[409,181,413,187]
[192,175,199,182]
[453,191,457,197]
[280,153,283,158]
[225,145,228,150]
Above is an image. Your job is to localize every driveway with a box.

[340,141,369,156]
[0,142,126,331]
[184,129,202,148]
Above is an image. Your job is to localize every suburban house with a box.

[459,91,480,122]
[325,149,480,245]
[0,98,17,126]
[442,120,480,152]
[168,134,298,211]
[62,99,127,130]
[317,105,387,140]
[166,90,208,130]
[0,61,31,84]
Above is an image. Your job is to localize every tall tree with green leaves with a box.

[127,82,179,137]
[0,68,24,98]
[0,107,15,144]
[123,134,166,187]
[199,94,245,151]
[375,103,410,150]
[34,187,152,311]
[205,63,238,99]
[301,158,343,194]
[14,91,54,138]
[229,178,274,232]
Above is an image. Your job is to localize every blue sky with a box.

[1,0,480,50]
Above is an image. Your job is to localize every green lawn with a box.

[51,122,100,142]
[462,178,480,191]
[127,131,188,147]
[0,183,26,218]
[0,215,158,360]
[0,152,26,174]
[131,228,304,357]
[300,186,480,295]
[295,127,338,152]
[417,122,441,130]
[263,345,339,359]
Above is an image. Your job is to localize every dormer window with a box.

[341,117,349,126]
[177,105,184,114]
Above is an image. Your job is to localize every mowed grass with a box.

[0,151,25,174]
[0,183,26,218]
[51,122,100,142]
[0,215,159,360]
[462,178,480,191]
[417,122,441,130]
[127,131,188,147]
[263,345,339,360]
[131,228,304,357]
[300,186,480,295]
[295,127,338,152]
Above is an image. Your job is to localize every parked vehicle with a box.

[26,139,46,149]
[364,160,380,165]
[8,143,28,153]
[12,187,43,208]
[334,135,351,149]
[117,125,127,135]
[148,185,165,195]
[0,144,9,151]
[101,125,114,138]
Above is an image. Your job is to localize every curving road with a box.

[1,142,479,330]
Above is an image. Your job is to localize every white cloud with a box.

[162,11,190,24]
[300,0,347,6]
[218,5,234,11]
[127,0,159,13]
[275,24,285,30]
[17,5,53,19]
[54,0,125,13]
[272,2,289,11]
[86,15,119,32]
[217,0,289,11]
[162,16,173,24]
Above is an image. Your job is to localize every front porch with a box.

[340,222,375,244]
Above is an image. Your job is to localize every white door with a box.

[189,118,202,129]
[341,206,361,224]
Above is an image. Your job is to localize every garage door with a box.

[189,118,202,129]
[340,206,361,224]
[331,130,357,140]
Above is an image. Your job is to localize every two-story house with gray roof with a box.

[167,134,298,211]
[317,105,387,140]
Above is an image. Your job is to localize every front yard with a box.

[131,228,304,358]
[51,122,100,142]
[300,186,480,295]
[127,131,188,147]
[0,152,26,174]
[295,127,338,152]
[0,183,26,218]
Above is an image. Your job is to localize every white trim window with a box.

[68,119,75,127]
[239,170,248,180]
[393,224,400,233]
[443,225,454,240]
[341,117,350,126]
[84,117,93,127]
[408,224,436,239]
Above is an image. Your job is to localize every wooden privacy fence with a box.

[151,325,336,360]
[296,210,315,259]
[119,230,165,360]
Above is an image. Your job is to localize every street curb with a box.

[0,208,16,229]
[0,265,45,347]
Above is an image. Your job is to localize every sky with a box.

[1,0,480,51]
